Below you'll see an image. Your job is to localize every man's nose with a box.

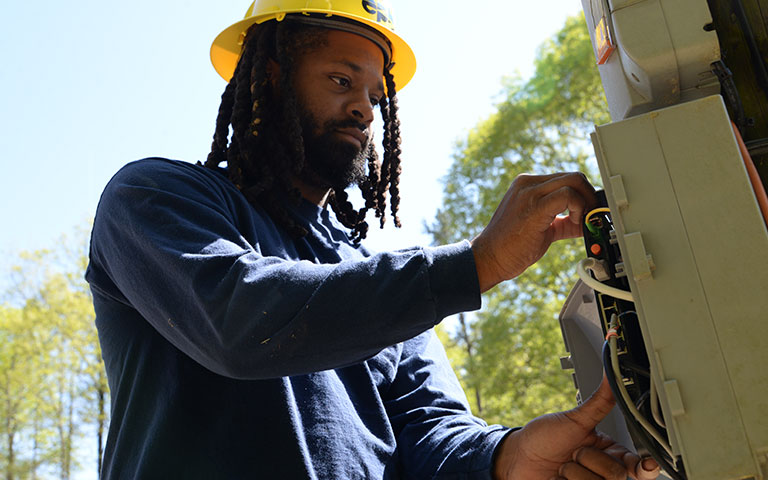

[347,95,375,126]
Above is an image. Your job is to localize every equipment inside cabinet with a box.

[559,1,768,479]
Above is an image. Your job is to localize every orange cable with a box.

[605,329,620,341]
[731,122,768,228]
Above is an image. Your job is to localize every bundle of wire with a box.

[579,207,635,302]
[602,314,687,480]
[577,258,634,302]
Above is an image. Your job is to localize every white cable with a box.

[577,258,635,302]
[608,315,675,458]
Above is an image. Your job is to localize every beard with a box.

[297,105,371,189]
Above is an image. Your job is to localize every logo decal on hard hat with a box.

[362,1,393,25]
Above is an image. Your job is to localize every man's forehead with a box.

[316,31,386,82]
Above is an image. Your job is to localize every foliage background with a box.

[431,15,608,427]
[1,229,108,479]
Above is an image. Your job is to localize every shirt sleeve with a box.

[86,159,482,380]
[385,330,513,479]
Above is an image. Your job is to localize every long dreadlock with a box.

[203,19,403,243]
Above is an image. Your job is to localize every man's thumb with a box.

[568,375,616,431]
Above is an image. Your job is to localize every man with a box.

[86,1,661,478]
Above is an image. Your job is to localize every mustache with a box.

[326,119,368,133]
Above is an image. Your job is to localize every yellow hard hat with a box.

[210,0,417,89]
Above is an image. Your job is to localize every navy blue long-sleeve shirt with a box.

[86,158,511,479]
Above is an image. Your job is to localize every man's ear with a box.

[266,59,281,89]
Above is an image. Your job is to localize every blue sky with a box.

[1,0,583,263]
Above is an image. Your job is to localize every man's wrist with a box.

[469,236,497,293]
[491,427,522,480]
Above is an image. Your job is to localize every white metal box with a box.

[592,94,768,480]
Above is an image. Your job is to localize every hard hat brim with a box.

[210,10,416,89]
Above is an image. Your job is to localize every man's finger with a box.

[537,187,589,229]
[551,215,585,241]
[558,460,605,480]
[571,447,627,480]
[534,172,597,204]
[633,457,661,480]
[566,375,616,431]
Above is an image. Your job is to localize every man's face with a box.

[291,30,386,188]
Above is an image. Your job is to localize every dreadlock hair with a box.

[203,19,403,243]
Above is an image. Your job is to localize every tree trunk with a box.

[6,430,14,480]
[63,379,74,480]
[31,413,40,480]
[56,373,72,480]
[5,371,15,480]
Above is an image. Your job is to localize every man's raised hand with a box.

[470,172,597,292]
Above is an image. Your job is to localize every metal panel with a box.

[580,0,721,120]
[592,94,768,479]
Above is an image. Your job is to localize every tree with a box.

[429,14,610,427]
[0,304,37,480]
[0,227,107,479]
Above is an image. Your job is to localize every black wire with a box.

[634,390,667,432]
[621,359,650,378]
[602,342,688,480]
[731,0,768,99]
[635,390,651,411]
[711,60,749,135]
[747,138,768,156]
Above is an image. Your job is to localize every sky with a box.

[1,0,584,268]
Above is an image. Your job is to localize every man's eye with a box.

[330,76,350,87]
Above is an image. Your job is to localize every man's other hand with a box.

[470,172,596,292]
[492,377,661,480]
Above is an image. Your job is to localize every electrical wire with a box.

[620,359,650,378]
[606,316,675,458]
[731,121,768,228]
[747,138,768,157]
[635,390,651,411]
[602,340,686,480]
[585,207,612,227]
[730,0,768,97]
[609,329,674,458]
[577,258,635,302]
[602,315,686,479]
[712,60,748,135]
